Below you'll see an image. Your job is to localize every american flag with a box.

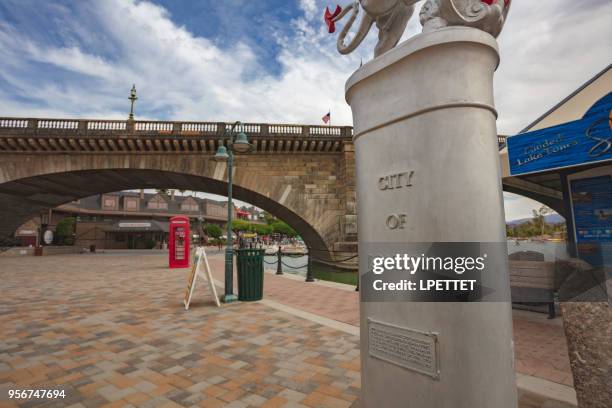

[322,111,330,124]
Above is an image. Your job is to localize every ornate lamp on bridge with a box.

[128,84,137,121]
[213,121,253,303]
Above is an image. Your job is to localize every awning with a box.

[103,220,169,233]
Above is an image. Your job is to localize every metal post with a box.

[276,246,283,275]
[305,252,314,282]
[223,149,238,303]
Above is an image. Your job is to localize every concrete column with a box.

[347,28,517,407]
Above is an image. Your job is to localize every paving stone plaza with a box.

[0,252,578,407]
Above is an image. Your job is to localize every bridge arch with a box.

[502,183,567,219]
[0,152,352,260]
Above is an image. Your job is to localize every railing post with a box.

[276,246,283,275]
[305,252,314,282]
[172,122,181,135]
[342,126,353,138]
[216,122,226,137]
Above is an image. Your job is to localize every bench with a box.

[508,259,557,318]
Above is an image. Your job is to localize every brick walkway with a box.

[0,252,575,408]
[0,254,360,407]
[206,253,573,388]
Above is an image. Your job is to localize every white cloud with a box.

[0,0,608,218]
[1,0,608,129]
[495,1,612,134]
[300,0,319,20]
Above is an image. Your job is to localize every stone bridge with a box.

[0,118,356,261]
[0,117,562,261]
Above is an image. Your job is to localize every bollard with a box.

[276,247,283,275]
[305,254,315,282]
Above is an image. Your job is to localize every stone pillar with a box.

[339,142,357,241]
[347,28,517,407]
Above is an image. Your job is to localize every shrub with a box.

[55,217,76,246]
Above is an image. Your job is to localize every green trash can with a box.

[236,248,265,301]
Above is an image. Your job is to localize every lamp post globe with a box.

[213,145,230,162]
[232,132,252,153]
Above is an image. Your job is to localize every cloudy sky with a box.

[1,0,610,220]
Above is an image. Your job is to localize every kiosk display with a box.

[570,175,612,267]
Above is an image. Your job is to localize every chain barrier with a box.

[244,245,358,283]
[280,260,309,269]
[309,254,358,263]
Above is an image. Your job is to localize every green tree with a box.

[55,217,76,245]
[271,220,297,237]
[252,223,272,236]
[204,224,223,239]
[262,211,277,225]
[228,219,251,232]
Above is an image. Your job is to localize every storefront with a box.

[103,220,169,249]
[504,66,611,298]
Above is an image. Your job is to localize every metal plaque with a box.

[368,319,440,379]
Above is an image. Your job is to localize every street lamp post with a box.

[214,122,253,303]
[128,84,137,121]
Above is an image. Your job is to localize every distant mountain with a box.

[507,213,565,226]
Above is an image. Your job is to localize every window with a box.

[124,198,138,211]
[147,195,168,210]
[102,195,117,210]
[206,203,225,217]
[181,203,199,212]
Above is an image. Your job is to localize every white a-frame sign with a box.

[184,247,221,309]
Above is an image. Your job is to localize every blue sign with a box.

[508,92,612,176]
[570,175,612,267]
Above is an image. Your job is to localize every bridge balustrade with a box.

[0,118,351,138]
[135,122,174,132]
[0,119,28,128]
[227,123,261,134]
[87,121,127,131]
[309,126,342,136]
[181,122,218,133]
[37,120,78,129]
[269,125,302,135]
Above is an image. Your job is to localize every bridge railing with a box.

[0,117,354,138]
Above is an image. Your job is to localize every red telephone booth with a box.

[169,216,190,268]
